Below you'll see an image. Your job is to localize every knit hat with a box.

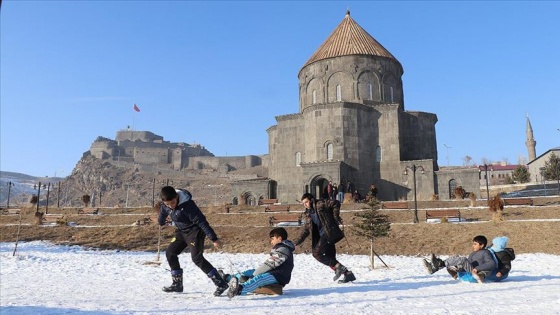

[472,235,488,247]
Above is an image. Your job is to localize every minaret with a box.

[525,115,537,161]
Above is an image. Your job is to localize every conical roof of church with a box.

[301,11,399,70]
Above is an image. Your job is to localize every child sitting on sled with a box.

[224,227,295,298]
[424,235,497,283]
[424,235,515,283]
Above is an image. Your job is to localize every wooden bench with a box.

[381,201,408,209]
[425,209,461,222]
[265,204,291,212]
[78,207,99,215]
[2,208,21,214]
[503,198,534,206]
[268,213,302,227]
[42,214,66,224]
[259,199,279,206]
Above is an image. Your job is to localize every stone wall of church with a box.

[298,55,404,112]
[399,111,438,162]
[267,114,305,202]
[435,168,481,200]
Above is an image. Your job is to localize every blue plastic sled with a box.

[457,270,508,283]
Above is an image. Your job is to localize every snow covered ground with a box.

[2,241,560,314]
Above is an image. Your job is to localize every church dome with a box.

[300,10,400,71]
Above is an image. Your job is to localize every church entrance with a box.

[309,175,330,199]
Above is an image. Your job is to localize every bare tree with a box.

[82,195,91,208]
[462,155,473,166]
[489,195,505,222]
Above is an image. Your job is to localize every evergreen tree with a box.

[512,165,531,183]
[543,153,560,194]
[352,198,391,269]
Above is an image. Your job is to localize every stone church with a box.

[83,11,481,206]
[232,11,480,204]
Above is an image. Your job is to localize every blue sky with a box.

[1,1,559,177]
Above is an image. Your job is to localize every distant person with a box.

[346,181,355,198]
[294,193,356,283]
[337,182,345,202]
[423,235,498,283]
[157,186,229,295]
[352,190,362,203]
[225,227,295,298]
[327,181,333,200]
[370,184,378,199]
[332,183,338,200]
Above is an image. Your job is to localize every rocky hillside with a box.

[24,156,267,209]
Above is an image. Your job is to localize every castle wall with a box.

[90,140,117,160]
[116,130,163,143]
[133,147,170,165]
[188,155,263,171]
[435,168,481,200]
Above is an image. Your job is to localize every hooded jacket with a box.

[157,189,218,241]
[488,236,515,279]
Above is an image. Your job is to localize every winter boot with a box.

[430,254,446,269]
[422,259,439,275]
[447,267,458,280]
[218,269,232,282]
[162,270,183,293]
[208,269,229,297]
[333,263,348,281]
[227,276,243,298]
[338,271,356,283]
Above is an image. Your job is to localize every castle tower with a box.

[525,115,537,161]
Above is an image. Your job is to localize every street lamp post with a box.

[125,184,130,208]
[6,181,14,208]
[35,182,42,213]
[484,164,490,201]
[443,144,452,166]
[540,167,547,196]
[404,165,425,223]
[57,181,61,208]
[152,178,156,207]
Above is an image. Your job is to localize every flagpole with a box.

[132,104,140,131]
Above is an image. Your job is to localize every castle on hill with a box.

[85,11,488,205]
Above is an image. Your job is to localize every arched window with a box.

[390,87,394,103]
[295,152,301,166]
[312,90,317,104]
[376,146,382,162]
[449,179,457,199]
[336,85,341,102]
[368,84,373,100]
[327,143,333,160]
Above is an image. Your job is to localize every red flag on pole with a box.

[133,104,140,112]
